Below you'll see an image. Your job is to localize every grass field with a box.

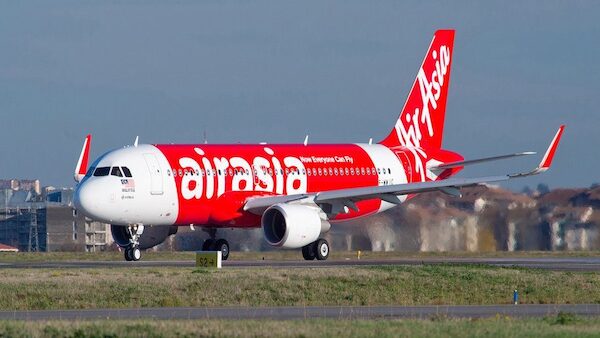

[1,264,599,310]
[1,315,599,338]
[1,250,600,263]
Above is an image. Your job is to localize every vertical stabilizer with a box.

[380,30,455,149]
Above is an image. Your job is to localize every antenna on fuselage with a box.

[203,129,208,144]
[368,138,373,145]
[303,135,309,146]
[134,136,139,147]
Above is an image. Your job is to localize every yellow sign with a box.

[196,251,222,268]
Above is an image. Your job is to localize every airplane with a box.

[73,29,565,262]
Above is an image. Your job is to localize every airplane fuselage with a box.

[75,143,463,227]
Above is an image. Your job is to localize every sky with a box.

[0,1,598,190]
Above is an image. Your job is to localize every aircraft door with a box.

[143,153,164,195]
[395,151,412,183]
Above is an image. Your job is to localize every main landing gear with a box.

[302,238,330,261]
[202,228,230,260]
[124,224,144,262]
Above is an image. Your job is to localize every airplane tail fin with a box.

[380,29,455,150]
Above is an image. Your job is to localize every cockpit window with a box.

[93,167,110,177]
[122,167,132,178]
[111,167,123,177]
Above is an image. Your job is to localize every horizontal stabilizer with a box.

[428,152,536,171]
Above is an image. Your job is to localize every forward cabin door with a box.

[143,153,164,195]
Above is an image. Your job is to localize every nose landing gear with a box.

[123,224,144,262]
[124,246,141,261]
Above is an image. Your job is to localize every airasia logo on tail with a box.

[395,43,451,182]
[397,44,451,149]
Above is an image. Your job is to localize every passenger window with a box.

[121,167,132,177]
[93,167,110,177]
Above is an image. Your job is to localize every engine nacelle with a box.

[262,204,329,248]
[111,225,178,250]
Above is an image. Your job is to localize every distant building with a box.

[0,243,18,252]
[0,179,41,195]
[0,180,113,252]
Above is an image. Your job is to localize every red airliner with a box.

[73,30,564,261]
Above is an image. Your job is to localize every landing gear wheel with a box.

[131,247,141,261]
[302,243,316,260]
[202,239,215,251]
[315,239,329,261]
[124,248,133,261]
[215,239,230,261]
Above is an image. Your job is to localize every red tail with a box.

[380,29,455,150]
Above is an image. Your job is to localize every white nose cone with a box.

[74,180,110,222]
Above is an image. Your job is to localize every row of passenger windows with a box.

[93,166,133,178]
[168,167,392,178]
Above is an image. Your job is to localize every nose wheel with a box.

[124,246,141,261]
[122,224,144,261]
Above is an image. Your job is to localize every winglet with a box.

[74,134,92,183]
[509,125,564,178]
[538,125,565,171]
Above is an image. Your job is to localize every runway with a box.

[2,257,600,271]
[2,304,600,321]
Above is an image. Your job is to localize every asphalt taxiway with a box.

[2,304,600,321]
[1,257,600,271]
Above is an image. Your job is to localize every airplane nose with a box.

[74,181,105,221]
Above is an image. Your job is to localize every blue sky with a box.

[0,1,598,189]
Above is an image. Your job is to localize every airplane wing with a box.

[243,125,565,215]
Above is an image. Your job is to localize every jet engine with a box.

[262,204,330,248]
[111,225,178,250]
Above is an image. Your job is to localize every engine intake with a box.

[262,204,328,248]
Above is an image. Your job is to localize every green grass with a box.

[1,250,600,263]
[1,265,600,310]
[2,316,600,338]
